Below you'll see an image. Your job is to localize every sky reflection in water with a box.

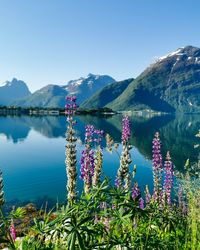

[0,114,199,207]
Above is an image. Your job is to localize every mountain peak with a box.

[0,78,31,105]
[12,73,116,107]
[87,73,97,78]
[108,45,200,113]
[158,45,200,62]
[180,45,199,51]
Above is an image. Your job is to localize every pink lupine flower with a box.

[10,222,16,241]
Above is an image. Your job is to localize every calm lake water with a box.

[0,114,200,208]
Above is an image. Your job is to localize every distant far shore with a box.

[2,106,197,117]
[0,106,117,116]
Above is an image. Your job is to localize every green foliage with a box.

[9,180,187,249]
[0,207,25,249]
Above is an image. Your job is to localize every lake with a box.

[0,114,200,208]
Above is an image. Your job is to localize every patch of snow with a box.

[158,48,183,61]
[0,133,8,141]
[0,81,9,87]
[74,79,84,86]
[189,101,193,106]
[95,75,100,80]
[172,59,179,68]
[188,57,192,60]
[66,77,84,86]
[195,57,200,64]
[87,80,93,85]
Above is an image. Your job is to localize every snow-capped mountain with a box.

[107,46,200,113]
[63,73,115,104]
[12,74,115,108]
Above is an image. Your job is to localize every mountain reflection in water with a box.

[0,114,199,207]
[0,114,199,167]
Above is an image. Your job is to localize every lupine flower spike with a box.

[93,129,104,187]
[10,220,17,242]
[65,96,78,203]
[163,151,173,205]
[116,116,132,191]
[80,125,95,194]
[139,197,145,210]
[152,132,163,202]
[0,170,5,206]
[105,134,114,153]
[131,182,140,200]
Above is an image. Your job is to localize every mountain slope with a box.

[108,46,200,113]
[81,78,134,109]
[0,78,31,106]
[13,74,115,108]
[13,85,67,108]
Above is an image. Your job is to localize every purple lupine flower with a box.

[65,96,78,116]
[152,132,163,202]
[80,149,95,185]
[121,116,131,144]
[85,125,94,144]
[131,182,140,200]
[139,197,145,210]
[10,222,16,241]
[115,177,120,188]
[66,96,77,102]
[94,129,104,145]
[81,125,105,191]
[163,151,173,204]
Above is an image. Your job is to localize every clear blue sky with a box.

[0,0,200,92]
